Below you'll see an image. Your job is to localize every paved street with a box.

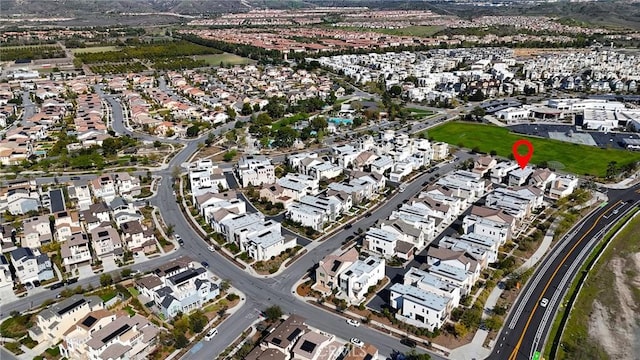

[0,95,466,359]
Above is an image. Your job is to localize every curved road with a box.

[1,93,462,360]
[489,185,640,360]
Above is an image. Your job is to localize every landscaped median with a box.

[544,206,640,360]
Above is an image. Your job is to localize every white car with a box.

[346,319,360,327]
[350,338,364,347]
[204,328,218,341]
[540,298,549,308]
[208,245,215,252]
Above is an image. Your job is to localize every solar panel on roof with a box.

[57,299,86,316]
[330,260,341,273]
[300,340,316,353]
[82,315,97,327]
[287,328,302,342]
[101,324,130,344]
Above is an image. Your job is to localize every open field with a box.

[553,211,640,360]
[426,122,640,177]
[195,53,253,66]
[71,46,119,54]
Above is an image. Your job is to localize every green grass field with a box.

[426,122,640,177]
[195,53,253,66]
[71,46,119,54]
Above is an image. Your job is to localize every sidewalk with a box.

[599,170,640,189]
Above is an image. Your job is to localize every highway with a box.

[490,184,640,360]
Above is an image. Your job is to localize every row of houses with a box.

[245,314,379,360]
[27,294,160,360]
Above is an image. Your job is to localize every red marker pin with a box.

[512,139,534,169]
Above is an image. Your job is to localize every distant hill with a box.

[0,0,314,17]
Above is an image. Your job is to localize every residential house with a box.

[530,168,557,191]
[291,331,333,360]
[428,258,476,295]
[260,315,308,355]
[389,282,454,331]
[21,215,53,249]
[472,155,497,176]
[90,226,123,260]
[113,172,141,200]
[434,238,491,269]
[549,175,579,199]
[313,248,359,294]
[60,311,160,360]
[135,257,219,319]
[237,155,276,187]
[61,233,93,272]
[55,211,83,242]
[91,175,117,204]
[29,295,103,343]
[68,183,93,210]
[10,247,54,285]
[120,221,156,254]
[246,227,297,262]
[338,255,385,305]
[462,205,515,246]
[508,166,534,187]
[364,226,415,262]
[431,142,449,161]
[404,267,461,309]
[343,343,379,360]
[490,161,520,184]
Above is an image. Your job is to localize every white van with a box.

[204,328,218,341]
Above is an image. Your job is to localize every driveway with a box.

[77,264,95,280]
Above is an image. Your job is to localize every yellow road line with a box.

[508,200,621,360]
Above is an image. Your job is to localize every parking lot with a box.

[508,123,640,149]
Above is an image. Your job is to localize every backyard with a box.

[426,122,640,177]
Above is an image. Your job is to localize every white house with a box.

[10,247,54,285]
[61,233,93,272]
[338,255,385,305]
[389,283,454,331]
[549,175,579,199]
[28,295,104,343]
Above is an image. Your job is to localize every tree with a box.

[454,323,468,338]
[241,102,253,116]
[326,90,337,105]
[226,106,236,120]
[153,140,162,148]
[388,84,402,97]
[99,273,113,287]
[485,315,504,331]
[220,279,231,292]
[273,126,298,148]
[174,333,188,348]
[606,161,618,179]
[188,310,208,333]
[264,305,283,322]
[406,349,432,360]
[310,116,328,132]
[186,125,200,138]
[121,268,132,278]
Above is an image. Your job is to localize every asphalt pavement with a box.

[490,185,640,360]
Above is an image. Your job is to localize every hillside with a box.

[0,0,313,17]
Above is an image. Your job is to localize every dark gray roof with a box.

[109,197,128,210]
[49,188,65,213]
[11,247,34,261]
[160,294,177,309]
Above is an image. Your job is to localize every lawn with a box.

[71,46,119,54]
[426,122,640,177]
[407,108,434,115]
[552,210,640,359]
[195,53,253,66]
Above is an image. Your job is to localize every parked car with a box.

[201,261,209,268]
[401,337,417,348]
[365,212,372,217]
[70,176,81,180]
[350,338,364,347]
[204,328,218,341]
[344,224,352,229]
[208,245,216,252]
[50,282,64,290]
[346,319,360,327]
